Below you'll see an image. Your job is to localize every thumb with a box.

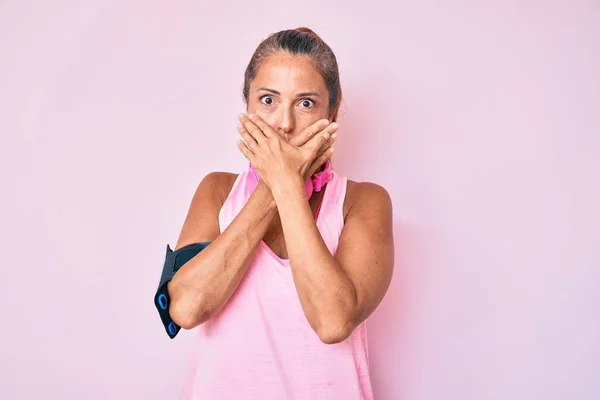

[304,129,331,158]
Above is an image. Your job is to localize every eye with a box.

[260,96,275,106]
[299,99,315,108]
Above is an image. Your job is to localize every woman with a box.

[162,27,394,399]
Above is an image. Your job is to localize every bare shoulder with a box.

[175,171,238,249]
[199,171,239,204]
[343,179,393,222]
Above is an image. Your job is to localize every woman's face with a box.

[247,52,331,142]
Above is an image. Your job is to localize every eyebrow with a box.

[258,87,321,97]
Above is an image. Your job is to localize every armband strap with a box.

[154,242,211,338]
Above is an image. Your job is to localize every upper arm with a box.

[334,182,395,324]
[175,172,236,251]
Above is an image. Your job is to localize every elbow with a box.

[169,299,212,330]
[314,316,355,345]
[167,284,213,330]
[169,307,198,330]
[314,294,362,344]
[168,299,195,330]
[316,323,352,345]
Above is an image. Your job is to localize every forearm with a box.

[272,178,358,343]
[168,181,277,328]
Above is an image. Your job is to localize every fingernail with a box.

[330,123,339,130]
[238,113,245,120]
[331,133,337,140]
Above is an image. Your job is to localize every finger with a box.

[237,139,255,163]
[237,123,258,152]
[248,114,276,138]
[311,134,335,167]
[238,113,266,144]
[307,147,334,177]
[305,122,338,156]
[317,131,337,155]
[290,119,330,147]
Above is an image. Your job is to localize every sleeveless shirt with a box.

[179,168,373,399]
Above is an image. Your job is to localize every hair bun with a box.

[295,27,320,38]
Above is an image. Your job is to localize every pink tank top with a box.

[180,169,373,399]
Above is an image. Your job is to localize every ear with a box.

[329,111,338,123]
[330,101,341,122]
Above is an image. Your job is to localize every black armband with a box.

[154,242,211,338]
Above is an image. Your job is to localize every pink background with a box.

[2,1,599,399]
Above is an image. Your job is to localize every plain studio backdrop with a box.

[1,1,599,399]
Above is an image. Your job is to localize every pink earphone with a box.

[248,160,333,199]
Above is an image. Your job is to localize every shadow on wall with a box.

[334,78,426,399]
[334,87,380,181]
[332,72,409,182]
[368,219,427,399]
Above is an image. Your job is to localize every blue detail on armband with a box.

[168,321,177,336]
[157,294,168,310]
[154,241,211,339]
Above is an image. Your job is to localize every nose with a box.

[275,107,295,137]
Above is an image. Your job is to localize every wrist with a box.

[271,173,305,203]
[252,179,277,213]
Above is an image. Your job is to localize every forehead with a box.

[251,53,327,93]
